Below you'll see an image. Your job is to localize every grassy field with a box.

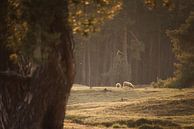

[64,84,194,129]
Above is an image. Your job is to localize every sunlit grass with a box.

[64,84,194,129]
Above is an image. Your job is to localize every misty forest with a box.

[0,0,194,129]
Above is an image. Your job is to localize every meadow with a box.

[64,84,194,129]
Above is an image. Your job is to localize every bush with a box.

[166,12,194,88]
[151,77,187,88]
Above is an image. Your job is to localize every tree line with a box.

[74,0,194,87]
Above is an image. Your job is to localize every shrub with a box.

[151,77,187,88]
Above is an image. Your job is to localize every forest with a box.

[0,0,194,129]
[74,0,194,86]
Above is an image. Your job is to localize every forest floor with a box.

[64,84,194,129]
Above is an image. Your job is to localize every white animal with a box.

[115,83,122,88]
[123,81,135,88]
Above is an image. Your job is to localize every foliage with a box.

[68,0,122,36]
[7,0,65,63]
[151,77,181,88]
[144,0,174,10]
[2,0,122,65]
[151,78,166,88]
[150,10,194,88]
[166,11,194,88]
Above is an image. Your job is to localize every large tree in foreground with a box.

[0,0,75,129]
[0,0,121,129]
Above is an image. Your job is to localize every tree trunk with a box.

[0,0,75,129]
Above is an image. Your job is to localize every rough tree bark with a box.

[0,0,75,129]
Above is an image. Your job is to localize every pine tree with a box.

[167,12,194,87]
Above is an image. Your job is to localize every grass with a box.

[64,84,194,129]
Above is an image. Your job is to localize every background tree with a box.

[166,12,194,88]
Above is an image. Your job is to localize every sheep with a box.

[115,83,122,88]
[123,81,135,88]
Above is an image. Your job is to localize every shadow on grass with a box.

[66,116,182,129]
[104,118,181,129]
[65,115,89,125]
[139,99,194,116]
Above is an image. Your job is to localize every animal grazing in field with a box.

[123,81,135,88]
[115,83,122,88]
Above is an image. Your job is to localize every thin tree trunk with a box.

[87,42,91,88]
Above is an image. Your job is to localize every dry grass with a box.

[64,84,194,129]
